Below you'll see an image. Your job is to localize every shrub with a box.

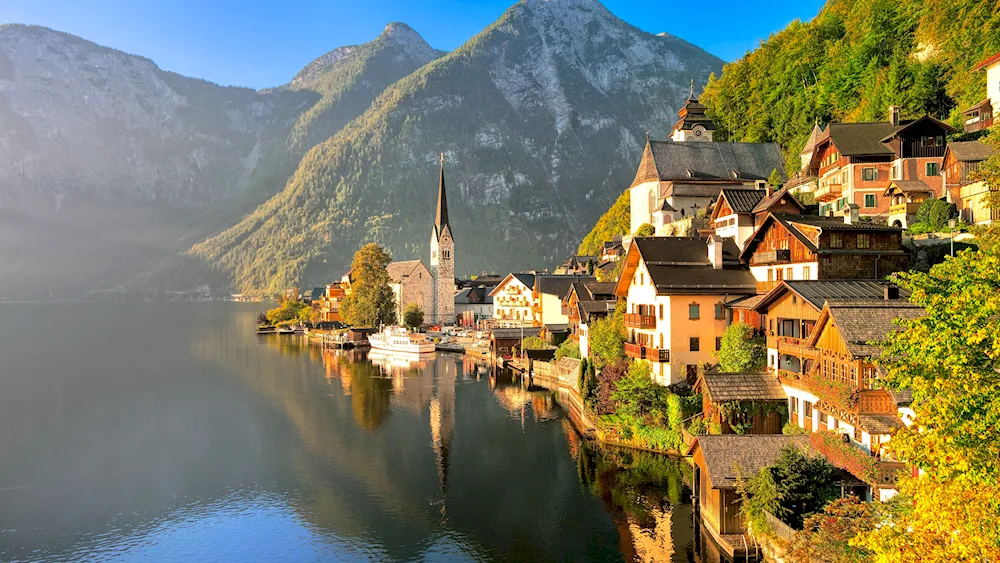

[783,421,809,435]
[715,322,766,372]
[518,336,549,351]
[635,223,656,237]
[595,359,629,414]
[402,303,424,329]
[555,339,581,360]
[687,416,707,435]
[612,361,668,417]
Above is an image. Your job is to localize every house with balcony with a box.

[313,283,346,323]
[710,186,806,249]
[615,236,756,386]
[779,296,923,500]
[564,281,618,359]
[943,140,998,225]
[532,275,595,341]
[883,180,934,228]
[804,109,955,218]
[489,273,536,327]
[739,211,909,294]
[962,52,1000,133]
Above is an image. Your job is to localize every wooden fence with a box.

[764,511,796,544]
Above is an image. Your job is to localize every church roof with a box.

[386,260,427,283]
[631,140,787,188]
[433,154,451,242]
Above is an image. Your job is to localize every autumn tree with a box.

[635,223,656,237]
[785,497,876,563]
[340,243,396,327]
[715,322,766,372]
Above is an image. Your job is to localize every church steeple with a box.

[670,80,716,142]
[435,153,449,233]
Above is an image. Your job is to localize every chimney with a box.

[884,284,900,300]
[844,203,860,225]
[756,179,770,197]
[888,105,900,126]
[708,235,724,269]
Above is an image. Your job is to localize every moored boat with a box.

[367,326,436,354]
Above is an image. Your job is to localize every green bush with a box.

[783,421,809,435]
[687,416,707,435]
[519,336,549,351]
[555,339,581,360]
[635,223,656,237]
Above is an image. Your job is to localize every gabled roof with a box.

[690,435,813,490]
[699,372,786,402]
[631,140,787,187]
[963,98,993,115]
[859,414,906,435]
[753,280,912,313]
[740,213,905,261]
[878,115,956,142]
[537,275,596,298]
[751,186,805,214]
[567,281,618,303]
[821,121,901,156]
[488,272,536,296]
[806,299,925,358]
[615,237,756,297]
[883,180,933,196]
[945,140,995,163]
[974,51,1000,71]
[455,286,494,305]
[717,188,766,214]
[801,122,827,156]
[577,299,617,324]
[386,260,428,283]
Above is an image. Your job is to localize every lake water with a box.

[0,303,725,562]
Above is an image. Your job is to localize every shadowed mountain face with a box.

[0,0,722,299]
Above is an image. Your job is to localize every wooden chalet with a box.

[489,326,542,358]
[710,187,805,250]
[695,371,787,434]
[740,212,909,294]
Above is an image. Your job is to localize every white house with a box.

[489,273,535,327]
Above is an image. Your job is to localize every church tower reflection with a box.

[429,355,456,515]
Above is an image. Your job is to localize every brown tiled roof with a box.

[751,187,806,214]
[701,372,786,402]
[974,51,1000,71]
[947,140,995,163]
[719,188,766,213]
[859,414,906,435]
[813,299,925,357]
[386,260,426,282]
[694,435,813,490]
[664,182,744,198]
[577,300,616,323]
[890,388,914,406]
[727,294,766,310]
[632,237,757,295]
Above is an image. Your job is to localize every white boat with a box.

[367,326,436,354]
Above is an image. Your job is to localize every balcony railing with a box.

[888,202,922,217]
[756,280,780,294]
[965,115,994,133]
[645,347,670,363]
[624,313,656,329]
[775,336,817,358]
[624,342,645,359]
[815,182,843,202]
[755,249,791,265]
[874,460,908,487]
[900,142,946,159]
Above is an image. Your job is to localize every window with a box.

[819,411,829,424]
[715,303,725,320]
[830,233,843,248]
[864,194,876,208]
[790,397,799,414]
[804,401,813,418]
[803,266,811,279]
[776,268,784,281]
[857,233,870,249]
[640,273,644,285]
[768,269,774,282]
[926,162,939,176]
[836,198,844,211]
[689,304,700,320]
[659,304,664,320]
[892,164,900,180]
[715,337,723,351]
[689,337,700,352]
[785,267,793,280]
[862,167,878,181]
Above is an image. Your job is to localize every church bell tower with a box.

[430,154,455,326]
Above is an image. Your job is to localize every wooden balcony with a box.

[645,347,670,363]
[815,182,843,202]
[965,115,994,133]
[755,249,791,265]
[624,313,656,329]
[874,460,908,487]
[775,336,818,359]
[889,202,921,217]
[756,280,780,294]
[900,142,946,158]
[624,342,645,359]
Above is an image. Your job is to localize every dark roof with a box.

[741,213,906,262]
[577,300,617,324]
[727,294,766,310]
[889,388,914,407]
[885,180,933,195]
[435,157,449,228]
[823,122,901,156]
[751,187,805,214]
[643,141,787,184]
[568,281,618,302]
[814,299,925,357]
[859,414,906,435]
[490,327,542,340]
[632,237,756,295]
[544,324,569,333]
[785,215,904,231]
[665,182,745,199]
[719,188,765,213]
[673,94,718,132]
[454,286,494,305]
[309,287,325,301]
[694,435,813,490]
[701,372,786,402]
[657,199,677,212]
[769,280,912,311]
[947,140,995,163]
[512,273,535,289]
[879,116,956,142]
[537,275,596,297]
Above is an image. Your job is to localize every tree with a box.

[768,167,783,189]
[555,339,581,360]
[635,223,656,237]
[611,361,666,417]
[768,446,839,529]
[402,303,424,329]
[588,301,626,367]
[340,243,396,327]
[853,224,1000,559]
[715,322,766,372]
[785,497,876,563]
[594,359,628,415]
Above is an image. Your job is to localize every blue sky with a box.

[0,0,825,89]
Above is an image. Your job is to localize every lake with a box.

[0,303,726,562]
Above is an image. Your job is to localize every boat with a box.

[367,326,436,354]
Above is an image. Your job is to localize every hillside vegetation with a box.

[702,0,1000,172]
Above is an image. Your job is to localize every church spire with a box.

[435,153,449,228]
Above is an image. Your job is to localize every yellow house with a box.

[614,236,756,386]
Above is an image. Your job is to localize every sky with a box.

[0,0,826,90]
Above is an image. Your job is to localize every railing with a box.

[645,347,670,362]
[965,116,994,133]
[874,460,908,487]
[624,342,645,359]
[764,511,797,544]
[756,280,780,294]
[815,182,843,202]
[888,202,921,217]
[900,142,946,159]
[775,336,817,358]
[755,249,791,264]
[624,313,656,329]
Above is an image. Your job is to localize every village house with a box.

[532,274,595,329]
[739,210,909,294]
[615,236,757,386]
[962,51,1000,133]
[694,371,787,434]
[628,92,786,234]
[313,283,346,323]
[710,186,806,249]
[454,285,494,327]
[489,273,535,327]
[803,108,956,217]
[600,237,625,262]
[563,281,617,358]
[943,140,998,226]
[785,123,827,195]
[554,255,596,275]
[882,180,935,228]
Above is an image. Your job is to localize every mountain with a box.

[189,0,724,295]
[0,23,442,299]
[700,0,1000,172]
